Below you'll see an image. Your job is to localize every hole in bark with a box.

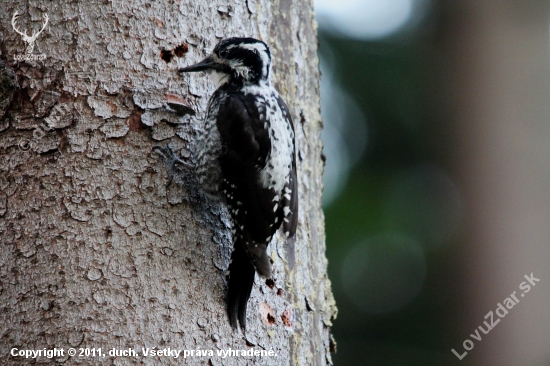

[259,302,276,326]
[277,288,284,296]
[174,43,189,57]
[160,49,174,63]
[281,308,293,327]
[265,278,275,289]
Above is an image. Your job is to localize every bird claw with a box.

[153,145,192,188]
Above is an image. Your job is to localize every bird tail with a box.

[227,237,256,332]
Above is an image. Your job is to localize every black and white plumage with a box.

[179,38,298,331]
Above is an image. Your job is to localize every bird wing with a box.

[216,94,277,275]
[217,94,276,331]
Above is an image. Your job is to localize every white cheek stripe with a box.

[238,43,271,80]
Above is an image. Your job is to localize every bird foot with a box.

[152,145,192,188]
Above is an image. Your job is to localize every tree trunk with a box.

[435,2,550,365]
[0,1,336,365]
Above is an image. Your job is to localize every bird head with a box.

[179,37,271,87]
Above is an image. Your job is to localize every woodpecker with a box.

[179,37,298,331]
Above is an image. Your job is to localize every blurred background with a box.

[314,1,550,365]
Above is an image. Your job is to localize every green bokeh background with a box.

[319,21,465,365]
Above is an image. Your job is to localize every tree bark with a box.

[0,1,336,365]
[435,2,550,365]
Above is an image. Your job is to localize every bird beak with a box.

[178,56,215,73]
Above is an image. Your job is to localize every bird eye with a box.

[220,48,228,57]
[253,49,259,55]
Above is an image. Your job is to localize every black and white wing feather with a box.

[217,93,297,330]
